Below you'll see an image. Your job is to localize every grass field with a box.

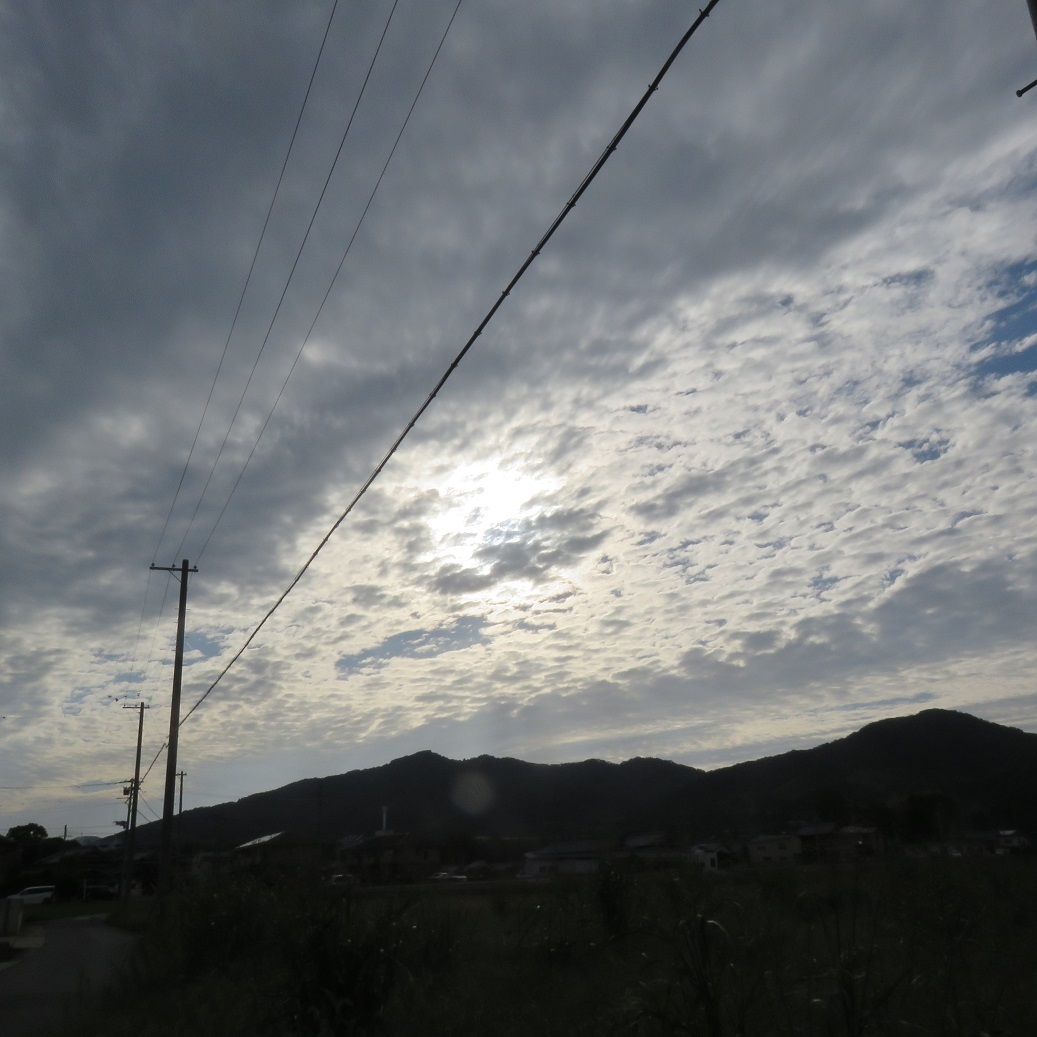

[60,856,1037,1035]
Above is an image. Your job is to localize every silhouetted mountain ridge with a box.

[652,709,1037,836]
[138,709,1037,850]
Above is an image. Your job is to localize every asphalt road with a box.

[0,914,136,1036]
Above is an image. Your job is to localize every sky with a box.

[2,0,1037,839]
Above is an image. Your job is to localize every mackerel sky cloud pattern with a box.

[2,0,1036,835]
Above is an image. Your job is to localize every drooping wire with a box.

[197,0,465,564]
[172,0,403,564]
[152,0,343,566]
[179,0,723,726]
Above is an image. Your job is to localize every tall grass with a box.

[626,858,1037,1036]
[61,858,1037,1036]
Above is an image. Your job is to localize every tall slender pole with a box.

[121,702,148,900]
[177,770,186,859]
[151,558,197,908]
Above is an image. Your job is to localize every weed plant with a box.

[60,858,1037,1036]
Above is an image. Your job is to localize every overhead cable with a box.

[153,0,343,565]
[140,740,166,785]
[137,2,343,773]
[179,0,723,726]
[197,0,465,564]
[172,0,403,564]
[0,781,127,791]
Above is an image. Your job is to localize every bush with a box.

[62,860,1037,1036]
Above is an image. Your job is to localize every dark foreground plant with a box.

[624,859,1037,1037]
[63,877,457,1036]
[59,860,1037,1037]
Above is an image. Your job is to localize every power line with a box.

[137,794,161,823]
[124,567,155,691]
[154,0,343,566]
[113,531,168,743]
[140,741,166,785]
[0,781,127,791]
[139,566,174,688]
[173,0,403,564]
[197,0,464,563]
[131,6,344,790]
[139,1,410,783]
[131,569,175,770]
[179,1,723,725]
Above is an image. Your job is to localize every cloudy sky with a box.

[3,0,1037,838]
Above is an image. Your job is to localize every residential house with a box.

[520,840,612,879]
[748,833,801,866]
[795,823,883,863]
[233,831,334,879]
[690,843,724,871]
[337,831,444,884]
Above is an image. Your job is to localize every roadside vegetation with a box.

[62,857,1037,1035]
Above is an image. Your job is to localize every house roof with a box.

[236,831,284,850]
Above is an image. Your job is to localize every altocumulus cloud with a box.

[3,0,1037,837]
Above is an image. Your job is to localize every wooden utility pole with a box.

[150,558,197,909]
[121,701,149,900]
[177,770,186,858]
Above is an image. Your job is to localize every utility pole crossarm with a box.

[150,563,199,575]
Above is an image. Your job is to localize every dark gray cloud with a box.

[431,505,608,594]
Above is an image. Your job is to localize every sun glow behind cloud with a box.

[422,460,563,570]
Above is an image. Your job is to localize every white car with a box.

[13,885,55,905]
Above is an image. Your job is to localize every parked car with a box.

[12,885,56,905]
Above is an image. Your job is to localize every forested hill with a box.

[136,709,1037,849]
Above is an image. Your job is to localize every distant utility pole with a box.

[150,558,197,909]
[177,770,186,858]
[120,701,149,900]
